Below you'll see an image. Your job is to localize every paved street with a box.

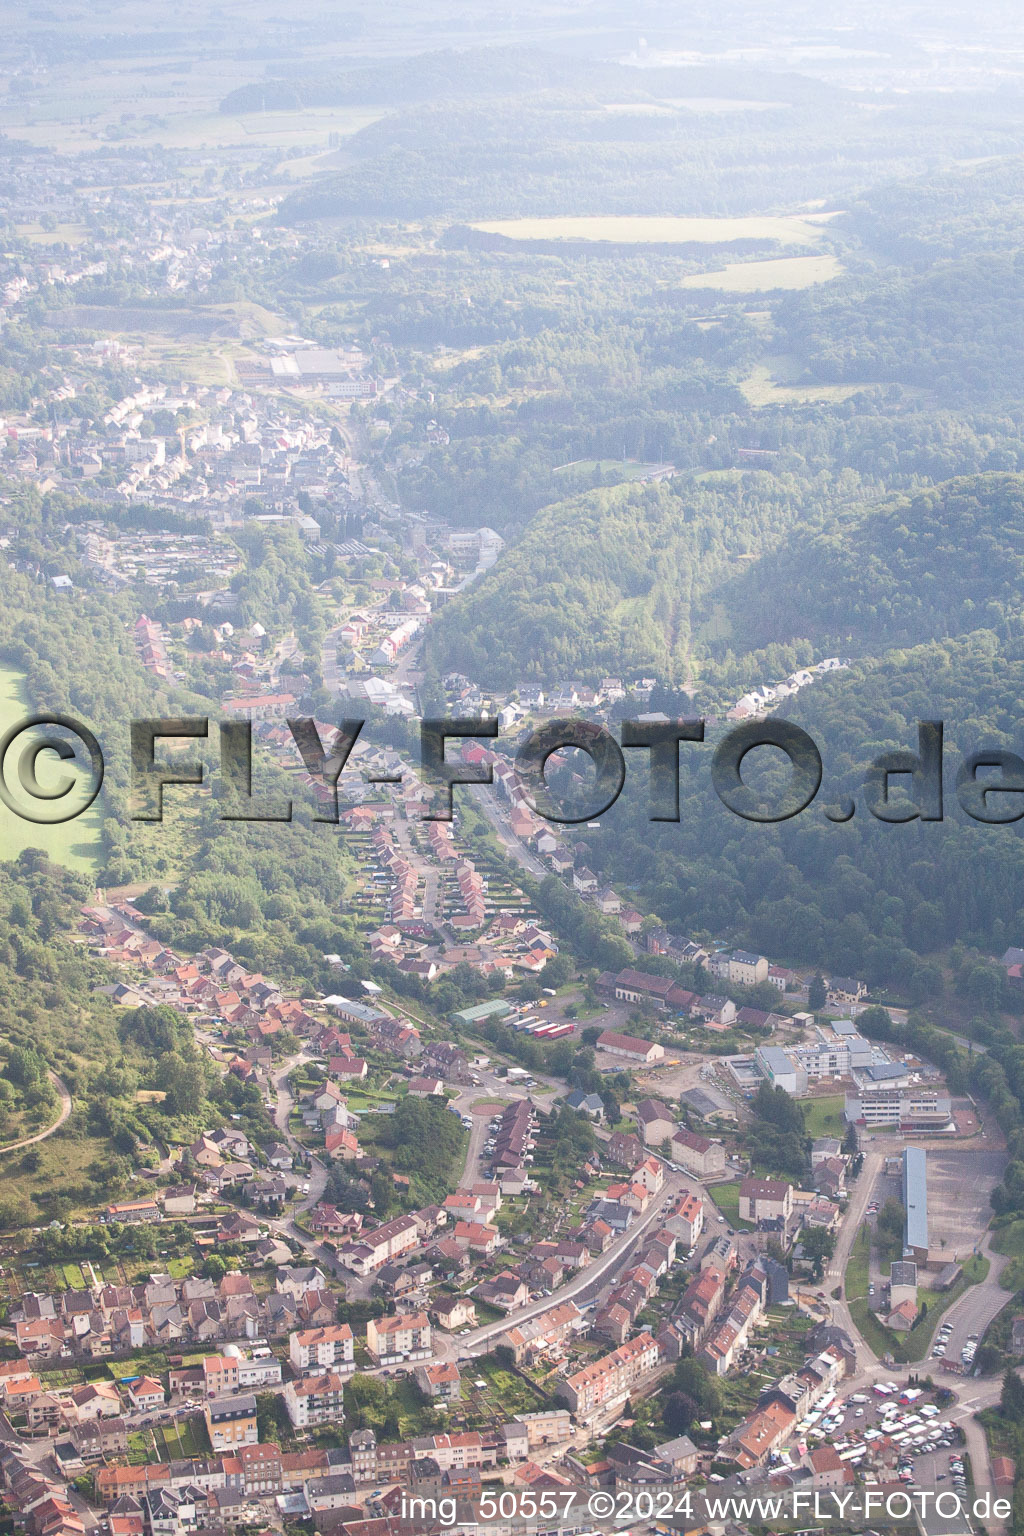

[452,1169,691,1360]
[470,783,547,878]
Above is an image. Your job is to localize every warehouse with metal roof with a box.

[902,1146,929,1262]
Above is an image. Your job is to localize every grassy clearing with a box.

[0,1128,113,1220]
[109,1350,171,1384]
[668,97,793,115]
[709,1181,752,1229]
[681,254,843,291]
[846,1227,896,1360]
[847,1224,870,1300]
[553,458,671,479]
[471,1353,548,1416]
[469,214,834,246]
[801,1096,846,1138]
[740,356,874,407]
[15,222,89,246]
[127,1430,152,1465]
[0,663,105,873]
[550,458,675,494]
[389,1373,438,1438]
[156,1417,207,1458]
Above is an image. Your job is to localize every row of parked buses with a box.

[508,1013,576,1040]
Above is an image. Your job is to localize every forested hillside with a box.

[708,474,1024,657]
[277,48,1024,223]
[587,628,1024,997]
[0,852,271,1226]
[776,252,1024,400]
[429,462,1024,981]
[425,471,848,688]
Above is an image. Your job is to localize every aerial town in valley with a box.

[6,6,1024,1536]
[0,136,1016,1536]
[0,872,1009,1536]
[0,180,1014,1536]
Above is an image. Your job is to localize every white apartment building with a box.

[288,1325,355,1376]
[366,1312,432,1366]
[284,1372,347,1429]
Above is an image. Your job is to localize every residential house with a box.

[636,1099,675,1147]
[429,1295,476,1331]
[414,1363,461,1403]
[288,1326,355,1376]
[558,1334,660,1420]
[204,1395,257,1451]
[738,1178,794,1227]
[670,1126,727,1180]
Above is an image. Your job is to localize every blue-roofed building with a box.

[866,1061,910,1084]
[902,1147,929,1262]
[566,1090,605,1120]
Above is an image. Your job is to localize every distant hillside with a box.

[776,252,1024,401]
[425,472,839,690]
[219,47,635,113]
[591,627,1024,991]
[713,473,1024,655]
[840,156,1024,262]
[427,471,1024,691]
[274,47,981,226]
[220,48,822,114]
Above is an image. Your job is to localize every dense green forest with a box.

[424,472,844,687]
[581,627,1024,992]
[708,474,1024,657]
[776,252,1024,401]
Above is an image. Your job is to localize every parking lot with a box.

[796,1382,967,1490]
[927,1149,1006,1260]
[928,1311,978,1370]
[860,1148,1004,1330]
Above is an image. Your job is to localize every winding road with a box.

[0,1071,72,1155]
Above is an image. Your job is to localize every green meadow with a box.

[0,665,105,875]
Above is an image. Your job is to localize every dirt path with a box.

[0,1071,72,1155]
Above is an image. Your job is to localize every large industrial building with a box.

[844,1088,953,1131]
[748,1021,901,1099]
[902,1147,929,1263]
